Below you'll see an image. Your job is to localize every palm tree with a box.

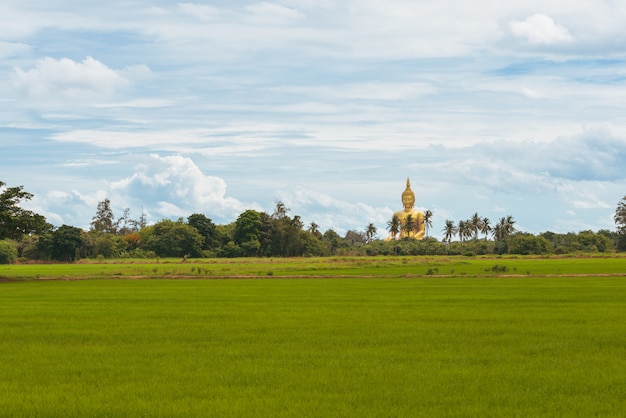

[387,214,400,240]
[403,214,416,238]
[442,219,458,245]
[492,215,516,243]
[470,212,481,241]
[505,215,516,236]
[365,223,377,243]
[457,220,467,243]
[492,218,505,241]
[492,215,516,253]
[423,210,433,238]
[480,217,491,240]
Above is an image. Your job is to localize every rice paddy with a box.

[1,256,625,416]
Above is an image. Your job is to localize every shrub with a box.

[0,240,18,264]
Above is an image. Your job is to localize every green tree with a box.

[90,198,117,234]
[458,220,472,243]
[86,232,128,258]
[116,208,141,235]
[0,240,18,264]
[470,213,481,240]
[387,214,400,240]
[300,230,325,256]
[423,210,433,238]
[0,181,51,240]
[141,219,204,257]
[234,210,262,256]
[365,223,377,243]
[49,225,84,262]
[17,235,41,260]
[188,213,218,251]
[492,216,516,254]
[508,233,551,255]
[272,201,289,220]
[402,214,417,238]
[322,229,342,255]
[575,231,613,253]
[442,219,457,245]
[480,217,491,240]
[308,222,322,239]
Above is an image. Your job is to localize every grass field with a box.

[2,254,626,280]
[1,257,626,416]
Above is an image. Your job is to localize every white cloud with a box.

[4,0,626,238]
[510,14,573,45]
[109,154,251,222]
[13,56,131,99]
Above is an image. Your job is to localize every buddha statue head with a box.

[401,177,415,210]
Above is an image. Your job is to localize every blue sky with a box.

[2,1,626,239]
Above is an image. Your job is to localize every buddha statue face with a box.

[402,193,415,210]
[401,178,415,211]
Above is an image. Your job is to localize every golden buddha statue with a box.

[387,178,425,240]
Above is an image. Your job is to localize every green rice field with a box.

[1,257,626,416]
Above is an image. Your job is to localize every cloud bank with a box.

[2,0,626,238]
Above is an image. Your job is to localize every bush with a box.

[0,240,18,264]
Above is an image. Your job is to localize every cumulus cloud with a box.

[510,14,573,45]
[109,154,250,222]
[38,189,107,228]
[13,56,131,99]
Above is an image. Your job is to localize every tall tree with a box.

[442,219,458,246]
[505,215,517,236]
[116,208,141,235]
[615,196,626,234]
[0,181,51,240]
[457,220,468,243]
[322,229,342,255]
[90,198,117,234]
[272,201,289,220]
[480,217,491,240]
[49,225,84,262]
[423,210,433,238]
[470,212,481,240]
[141,219,204,257]
[188,213,218,250]
[402,214,416,238]
[234,210,262,243]
[387,214,400,240]
[365,223,377,243]
[492,215,516,253]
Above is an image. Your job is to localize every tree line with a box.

[1,180,626,263]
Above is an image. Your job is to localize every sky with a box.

[2,0,626,240]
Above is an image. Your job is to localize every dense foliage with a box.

[0,181,51,240]
[2,179,625,263]
[0,240,18,264]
